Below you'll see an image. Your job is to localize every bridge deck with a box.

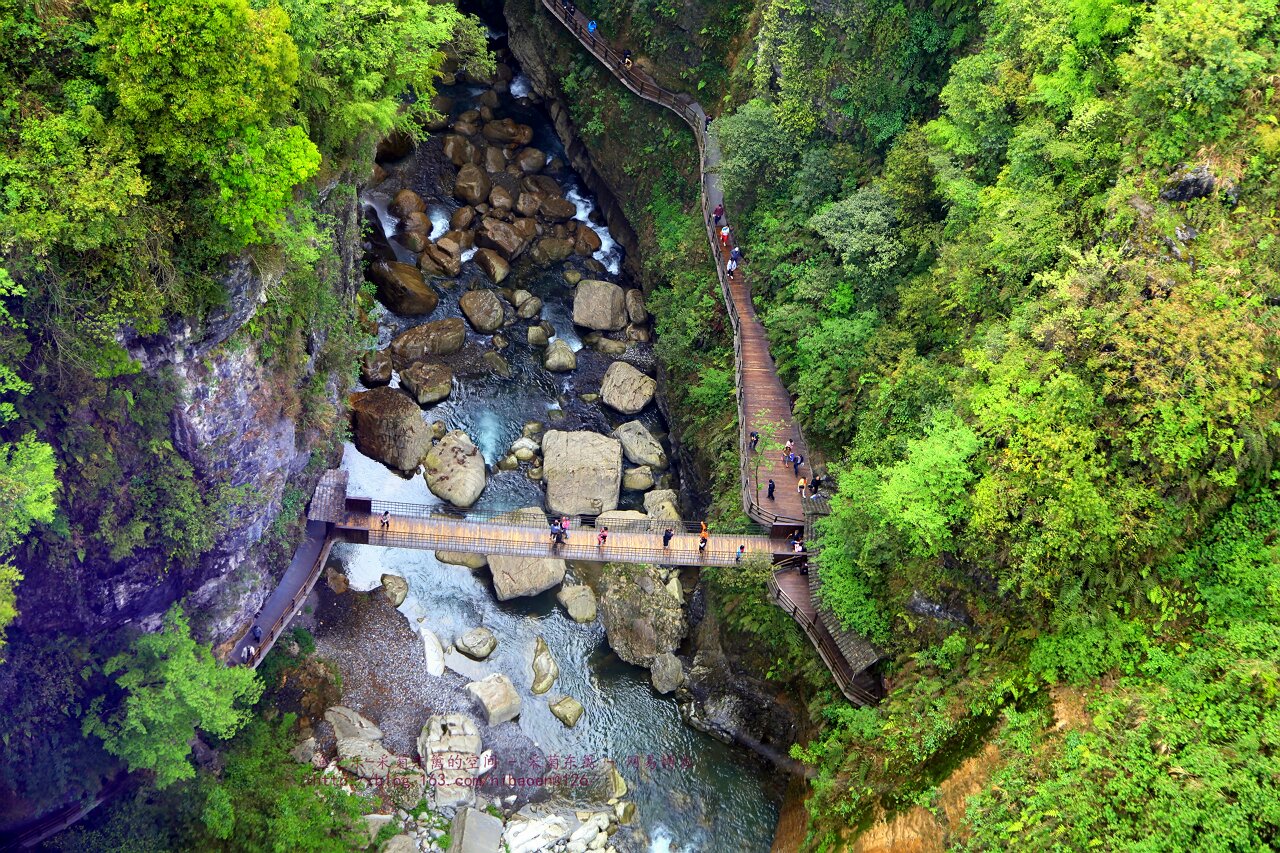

[334,510,788,567]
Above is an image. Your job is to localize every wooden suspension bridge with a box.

[229,10,883,706]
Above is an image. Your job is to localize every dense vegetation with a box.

[0,0,488,830]
[683,0,1280,845]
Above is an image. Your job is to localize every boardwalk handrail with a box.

[358,496,768,536]
[239,531,334,669]
[768,567,880,706]
[540,0,806,528]
[340,522,776,567]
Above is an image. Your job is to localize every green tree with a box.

[714,98,803,211]
[83,605,263,788]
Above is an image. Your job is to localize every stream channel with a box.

[333,44,781,853]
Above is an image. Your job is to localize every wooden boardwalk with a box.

[541,0,880,703]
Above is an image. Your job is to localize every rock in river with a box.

[612,420,667,468]
[369,260,439,316]
[556,585,597,623]
[399,360,452,405]
[572,279,627,331]
[436,551,489,570]
[487,507,568,600]
[455,626,498,660]
[454,163,492,205]
[459,288,505,332]
[543,339,576,372]
[360,348,392,387]
[349,386,431,471]
[475,248,510,284]
[600,361,657,414]
[420,627,446,676]
[466,673,522,726]
[423,430,486,507]
[390,317,466,367]
[531,636,559,695]
[549,695,584,728]
[381,573,409,606]
[650,651,684,694]
[475,216,529,261]
[540,430,621,516]
[598,564,687,667]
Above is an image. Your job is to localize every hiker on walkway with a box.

[551,519,563,546]
[700,520,709,538]
[622,49,633,68]
[596,526,609,547]
[587,19,597,35]
[749,430,759,451]
[380,510,390,529]
[793,539,804,554]
[663,528,674,548]
[785,438,794,454]
[735,545,746,563]
[720,225,730,247]
[713,203,724,225]
[797,477,806,495]
[810,474,821,494]
[793,454,803,476]
[726,258,737,279]
[698,530,709,557]
[241,645,251,664]
[730,246,743,263]
[704,114,711,133]
[252,624,263,643]
[767,479,775,500]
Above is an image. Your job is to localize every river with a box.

[336,58,781,852]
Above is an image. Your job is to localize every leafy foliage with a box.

[83,605,263,788]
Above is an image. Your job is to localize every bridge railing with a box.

[344,522,776,566]
[355,497,770,537]
[239,524,334,668]
[767,564,879,706]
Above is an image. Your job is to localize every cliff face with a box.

[13,177,362,646]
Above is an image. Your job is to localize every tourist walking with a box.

[596,527,609,547]
[720,225,730,247]
[704,114,711,133]
[663,528,674,548]
[793,454,803,476]
[785,438,794,454]
[622,49,633,68]
[698,530,709,557]
[551,519,563,546]
[749,430,759,451]
[735,545,746,563]
[587,19,597,35]
[252,624,263,643]
[797,477,806,495]
[713,203,724,225]
[731,246,743,263]
[241,645,251,664]
[767,479,775,500]
[380,510,390,529]
[726,258,737,278]
[700,520,709,538]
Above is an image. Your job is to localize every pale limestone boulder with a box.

[420,626,446,676]
[549,695,584,728]
[572,279,627,331]
[455,626,498,660]
[325,705,383,741]
[423,430,486,508]
[543,339,577,372]
[466,673,522,726]
[531,636,559,695]
[459,288,505,332]
[381,573,409,606]
[643,488,681,520]
[399,361,452,405]
[612,421,667,468]
[557,585,597,623]
[541,430,621,516]
[349,387,431,471]
[436,551,489,569]
[600,361,656,414]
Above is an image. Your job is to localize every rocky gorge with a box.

[294,30,792,851]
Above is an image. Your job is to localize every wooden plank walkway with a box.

[540,0,879,705]
[333,510,788,567]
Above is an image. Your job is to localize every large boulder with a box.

[390,318,467,366]
[337,737,397,778]
[612,421,667,468]
[625,289,648,324]
[644,488,681,520]
[600,361,657,414]
[516,147,545,173]
[424,430,486,507]
[598,564,688,667]
[420,627,445,677]
[481,118,533,146]
[1160,163,1216,202]
[349,387,431,471]
[454,163,492,205]
[556,585,597,623]
[360,349,392,387]
[436,551,489,570]
[400,361,453,405]
[466,673,522,726]
[572,279,626,331]
[443,134,479,167]
[542,339,576,372]
[574,226,603,256]
[381,573,409,606]
[419,243,462,278]
[475,216,528,261]
[549,695,584,728]
[650,651,684,694]
[540,430,622,516]
[531,636,559,695]
[538,197,577,222]
[391,189,427,218]
[455,626,498,660]
[450,206,476,230]
[325,706,383,741]
[486,507,568,600]
[418,715,484,810]
[530,236,574,266]
[459,289,505,332]
[474,248,510,284]
[369,260,439,316]
[450,808,505,853]
[623,466,654,491]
